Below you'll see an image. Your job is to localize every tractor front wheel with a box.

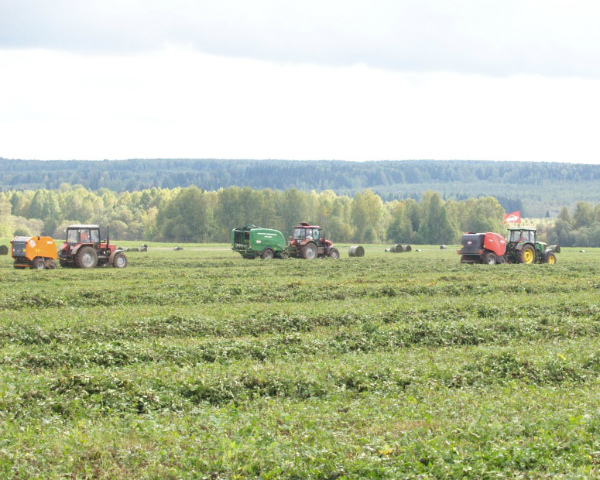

[544,251,557,264]
[328,248,340,259]
[300,243,317,260]
[517,245,535,264]
[112,252,128,268]
[76,247,98,268]
[482,251,497,265]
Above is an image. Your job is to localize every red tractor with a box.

[58,224,128,268]
[287,222,340,260]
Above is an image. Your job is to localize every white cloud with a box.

[2,1,600,77]
[1,47,599,162]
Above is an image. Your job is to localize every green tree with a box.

[572,202,594,229]
[351,189,384,242]
[156,186,215,242]
[386,201,414,243]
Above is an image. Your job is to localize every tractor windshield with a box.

[67,229,80,244]
[67,228,99,244]
[292,228,307,240]
[509,230,535,243]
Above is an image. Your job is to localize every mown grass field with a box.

[1,242,600,479]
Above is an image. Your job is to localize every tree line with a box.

[3,158,600,216]
[546,203,600,247]
[0,185,507,245]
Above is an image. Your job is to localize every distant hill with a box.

[1,158,599,216]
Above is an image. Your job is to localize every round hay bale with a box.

[390,244,403,253]
[549,244,561,253]
[385,248,391,252]
[174,246,184,251]
[140,244,148,252]
[580,249,585,253]
[348,245,365,257]
[416,249,422,252]
[0,245,8,255]
[404,245,412,252]
[440,245,447,250]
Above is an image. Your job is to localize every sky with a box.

[1,0,600,163]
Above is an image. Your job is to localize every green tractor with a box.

[504,227,557,264]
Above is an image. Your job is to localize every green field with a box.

[1,243,600,479]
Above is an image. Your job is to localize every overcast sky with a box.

[1,0,599,163]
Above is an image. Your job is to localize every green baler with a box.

[231,225,287,259]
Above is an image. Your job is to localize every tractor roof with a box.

[507,226,536,231]
[67,224,100,229]
[295,222,320,229]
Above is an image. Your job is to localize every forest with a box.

[3,158,600,216]
[0,185,505,244]
[0,184,598,246]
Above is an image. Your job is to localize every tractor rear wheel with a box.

[300,243,317,260]
[482,251,497,265]
[544,251,557,264]
[32,257,46,269]
[328,248,340,259]
[261,248,274,260]
[76,246,98,268]
[517,245,535,264]
[112,252,128,268]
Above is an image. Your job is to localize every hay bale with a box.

[173,246,184,251]
[549,244,561,253]
[440,245,447,250]
[348,245,365,257]
[390,244,402,253]
[416,249,422,252]
[0,245,8,255]
[385,248,391,252]
[580,249,585,253]
[140,244,148,252]
[404,245,412,252]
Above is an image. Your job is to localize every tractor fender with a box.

[70,244,83,256]
[108,249,123,265]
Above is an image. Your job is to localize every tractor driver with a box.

[80,230,89,243]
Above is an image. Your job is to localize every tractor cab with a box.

[291,224,328,245]
[507,228,536,245]
[66,225,101,245]
[288,222,339,259]
[505,227,556,264]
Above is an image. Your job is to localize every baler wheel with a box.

[482,251,497,265]
[32,257,46,269]
[260,248,275,260]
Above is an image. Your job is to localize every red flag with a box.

[504,211,521,224]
